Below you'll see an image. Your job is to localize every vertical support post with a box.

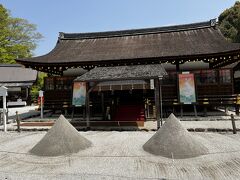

[26,87,28,99]
[159,77,163,126]
[101,92,105,120]
[83,106,86,121]
[204,106,207,117]
[71,106,74,121]
[3,96,7,132]
[236,94,240,116]
[39,90,44,119]
[176,62,180,72]
[6,107,8,124]
[154,78,160,129]
[231,114,237,134]
[236,105,239,116]
[147,101,150,118]
[16,111,21,133]
[86,83,90,129]
[40,96,43,119]
[193,104,197,117]
[180,104,183,118]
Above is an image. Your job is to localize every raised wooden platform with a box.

[20,120,144,127]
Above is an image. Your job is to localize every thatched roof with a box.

[17,20,240,71]
[75,64,167,82]
[0,64,37,87]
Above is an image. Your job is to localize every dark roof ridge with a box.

[60,19,217,40]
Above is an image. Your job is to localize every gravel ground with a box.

[0,131,240,179]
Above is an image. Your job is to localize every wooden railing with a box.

[161,94,238,106]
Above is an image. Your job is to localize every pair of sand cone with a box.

[30,114,208,159]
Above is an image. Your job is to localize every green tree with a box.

[218,1,240,43]
[31,72,47,102]
[0,4,42,63]
[0,4,44,102]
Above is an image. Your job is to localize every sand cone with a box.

[143,113,208,159]
[29,115,92,156]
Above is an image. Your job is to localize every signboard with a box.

[237,94,240,105]
[72,82,86,106]
[0,86,8,96]
[150,79,154,89]
[178,73,196,104]
[39,90,44,97]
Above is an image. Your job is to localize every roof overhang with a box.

[16,20,240,73]
[0,82,34,87]
[75,64,167,82]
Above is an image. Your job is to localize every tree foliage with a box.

[0,4,44,102]
[0,4,42,63]
[219,1,240,43]
[31,72,47,102]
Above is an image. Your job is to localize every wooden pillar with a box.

[193,104,197,117]
[159,78,163,126]
[204,106,208,117]
[26,87,28,99]
[154,78,160,129]
[236,95,240,116]
[231,114,237,134]
[86,83,90,129]
[176,62,181,119]
[236,105,239,116]
[101,92,105,120]
[180,104,183,118]
[176,61,180,72]
[3,95,7,132]
[71,106,74,121]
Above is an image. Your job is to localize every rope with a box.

[0,149,240,158]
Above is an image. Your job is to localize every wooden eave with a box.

[16,20,240,74]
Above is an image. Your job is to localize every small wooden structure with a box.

[0,64,37,106]
[75,64,167,128]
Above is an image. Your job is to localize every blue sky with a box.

[0,0,237,56]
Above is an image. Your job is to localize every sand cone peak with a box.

[29,115,92,156]
[143,113,208,159]
[162,113,188,134]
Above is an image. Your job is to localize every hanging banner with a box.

[150,79,155,89]
[178,73,196,104]
[72,82,86,106]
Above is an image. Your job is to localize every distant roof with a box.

[0,65,37,86]
[0,82,34,87]
[0,64,22,67]
[17,20,240,72]
[75,64,167,82]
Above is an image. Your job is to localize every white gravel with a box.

[0,131,240,179]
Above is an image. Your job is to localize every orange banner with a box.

[178,73,196,104]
